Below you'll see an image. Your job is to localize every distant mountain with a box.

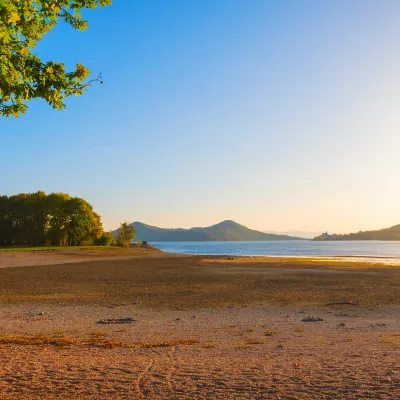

[264,230,323,239]
[313,224,400,241]
[117,220,303,242]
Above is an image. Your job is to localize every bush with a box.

[94,231,114,246]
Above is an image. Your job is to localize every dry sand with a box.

[0,250,399,399]
[0,247,174,269]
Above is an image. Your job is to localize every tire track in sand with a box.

[165,346,178,395]
[136,359,154,399]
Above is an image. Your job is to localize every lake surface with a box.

[151,240,400,257]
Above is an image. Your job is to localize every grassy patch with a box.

[0,333,126,348]
[135,339,199,348]
[245,338,267,345]
[199,343,216,349]
[381,336,400,345]
[0,333,199,349]
[264,330,279,336]
[234,344,251,350]
[0,246,64,252]
[0,246,157,253]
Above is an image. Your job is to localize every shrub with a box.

[94,231,114,246]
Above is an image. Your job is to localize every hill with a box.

[313,224,400,241]
[117,220,302,242]
[264,230,323,239]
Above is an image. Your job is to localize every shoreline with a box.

[234,254,400,265]
[1,248,400,269]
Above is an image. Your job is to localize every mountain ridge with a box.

[313,224,400,241]
[116,220,303,242]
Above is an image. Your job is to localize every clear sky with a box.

[2,0,400,233]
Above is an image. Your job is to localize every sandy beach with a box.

[0,250,399,399]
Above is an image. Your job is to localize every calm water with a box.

[151,240,400,257]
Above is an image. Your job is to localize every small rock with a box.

[338,322,346,327]
[327,301,359,306]
[192,315,198,319]
[175,318,181,321]
[97,317,135,325]
[302,316,324,322]
[106,302,127,308]
[370,323,386,328]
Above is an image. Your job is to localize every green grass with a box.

[0,246,63,252]
[0,246,130,252]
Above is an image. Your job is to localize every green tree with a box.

[116,222,135,248]
[29,190,47,246]
[94,230,114,246]
[0,191,103,247]
[0,0,111,117]
[63,197,102,246]
[0,195,11,245]
[8,193,31,245]
[45,192,72,245]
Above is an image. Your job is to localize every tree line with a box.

[0,191,103,246]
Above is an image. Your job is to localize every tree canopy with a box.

[0,0,111,117]
[117,222,135,247]
[0,191,103,246]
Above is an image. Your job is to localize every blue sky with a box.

[2,0,400,233]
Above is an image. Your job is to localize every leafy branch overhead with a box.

[0,0,111,117]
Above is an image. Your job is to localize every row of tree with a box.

[0,192,103,246]
[93,224,136,247]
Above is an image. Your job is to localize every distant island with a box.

[119,220,303,242]
[264,230,323,239]
[313,224,400,241]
